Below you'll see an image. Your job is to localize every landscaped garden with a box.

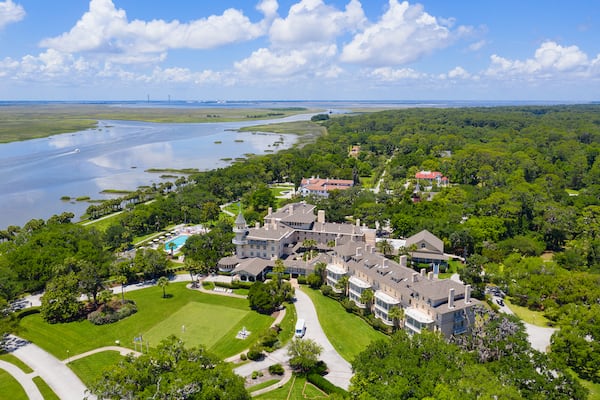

[18,282,274,360]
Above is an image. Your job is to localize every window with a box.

[421,243,426,249]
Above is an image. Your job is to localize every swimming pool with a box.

[164,235,189,252]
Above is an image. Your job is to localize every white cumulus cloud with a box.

[340,0,467,66]
[486,41,595,78]
[39,0,269,63]
[0,0,25,30]
[269,0,366,46]
[369,67,425,81]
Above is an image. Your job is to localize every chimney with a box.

[420,268,426,277]
[448,288,455,308]
[465,284,471,304]
[356,218,360,226]
[427,271,433,280]
[356,247,362,257]
[273,223,277,230]
[317,210,325,223]
[255,222,260,229]
[382,258,386,267]
[288,205,293,215]
[399,255,407,267]
[412,272,418,283]
[267,207,272,215]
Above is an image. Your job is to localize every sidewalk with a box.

[6,335,91,400]
[0,359,43,400]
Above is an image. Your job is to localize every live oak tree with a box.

[90,336,249,399]
[287,338,323,373]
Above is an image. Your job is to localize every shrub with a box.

[341,298,356,313]
[297,275,307,285]
[240,353,247,361]
[259,329,280,351]
[307,373,347,395]
[246,344,264,361]
[320,284,334,298]
[87,300,137,325]
[268,363,285,375]
[17,307,41,319]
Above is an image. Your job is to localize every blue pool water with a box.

[164,235,189,251]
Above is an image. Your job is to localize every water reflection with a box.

[0,117,304,229]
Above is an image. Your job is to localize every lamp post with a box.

[66,349,70,363]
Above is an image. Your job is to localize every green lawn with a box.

[504,298,553,327]
[581,379,600,400]
[254,375,328,400]
[81,212,123,231]
[33,376,61,400]
[18,282,273,360]
[0,353,33,373]
[302,287,388,363]
[0,370,27,400]
[68,350,124,388]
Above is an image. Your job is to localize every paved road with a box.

[295,287,353,390]
[0,359,43,400]
[493,296,556,352]
[234,287,353,391]
[6,335,91,400]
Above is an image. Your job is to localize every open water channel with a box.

[0,113,312,229]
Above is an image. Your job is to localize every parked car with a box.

[496,298,504,307]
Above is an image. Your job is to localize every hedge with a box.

[307,373,347,395]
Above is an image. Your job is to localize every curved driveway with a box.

[7,335,91,400]
[234,286,353,391]
[294,287,353,389]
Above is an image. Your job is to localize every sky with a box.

[0,0,599,101]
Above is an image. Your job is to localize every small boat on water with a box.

[74,148,80,153]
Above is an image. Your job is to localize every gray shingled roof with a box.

[405,230,444,253]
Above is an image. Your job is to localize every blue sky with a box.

[0,0,598,101]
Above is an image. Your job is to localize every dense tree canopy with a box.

[90,336,249,399]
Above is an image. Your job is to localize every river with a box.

[0,113,312,229]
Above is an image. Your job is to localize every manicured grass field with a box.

[581,378,600,400]
[18,282,273,360]
[254,375,328,400]
[145,302,248,349]
[0,353,33,373]
[68,350,124,388]
[32,376,60,400]
[303,287,388,363]
[0,370,27,400]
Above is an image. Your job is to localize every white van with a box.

[295,319,306,338]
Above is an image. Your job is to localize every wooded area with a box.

[1,105,599,395]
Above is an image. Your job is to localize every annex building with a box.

[298,177,354,198]
[218,202,477,338]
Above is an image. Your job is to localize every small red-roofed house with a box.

[299,177,354,198]
[415,171,449,187]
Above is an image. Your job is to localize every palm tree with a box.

[376,239,394,257]
[157,276,169,298]
[302,238,317,260]
[168,241,176,256]
[360,288,374,314]
[115,275,128,302]
[388,306,405,332]
[335,275,349,298]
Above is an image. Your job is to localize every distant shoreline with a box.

[0,103,315,144]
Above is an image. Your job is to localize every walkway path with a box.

[66,346,141,363]
[6,335,91,400]
[0,359,43,400]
